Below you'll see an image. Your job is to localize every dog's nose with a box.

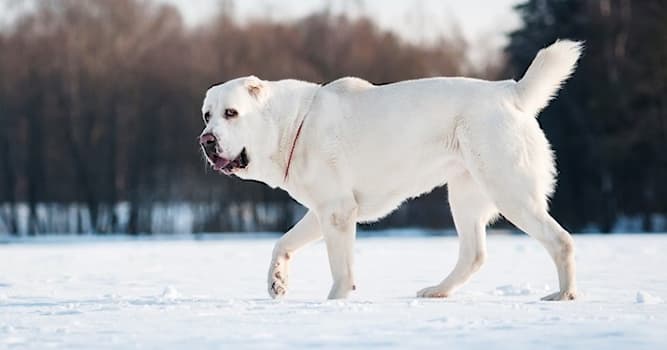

[200,133,217,152]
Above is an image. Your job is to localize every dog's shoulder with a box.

[323,77,374,95]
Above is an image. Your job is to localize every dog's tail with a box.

[514,40,583,117]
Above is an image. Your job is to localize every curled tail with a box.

[514,40,583,117]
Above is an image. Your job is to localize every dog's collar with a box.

[284,87,319,183]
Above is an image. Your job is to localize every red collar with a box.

[283,89,318,183]
[283,118,306,182]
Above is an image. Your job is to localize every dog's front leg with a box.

[268,210,322,299]
[316,197,359,299]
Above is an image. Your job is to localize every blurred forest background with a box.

[0,0,665,235]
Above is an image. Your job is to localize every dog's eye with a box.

[203,111,211,123]
[224,108,238,119]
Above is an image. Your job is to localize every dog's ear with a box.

[244,76,265,100]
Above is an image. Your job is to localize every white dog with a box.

[199,40,582,301]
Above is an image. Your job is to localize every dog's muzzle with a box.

[199,133,249,174]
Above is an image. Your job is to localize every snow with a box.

[1,233,666,349]
[635,291,663,305]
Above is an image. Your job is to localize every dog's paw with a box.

[416,285,449,298]
[267,254,289,299]
[269,276,287,299]
[327,281,355,300]
[541,290,577,301]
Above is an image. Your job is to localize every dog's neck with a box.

[260,79,320,189]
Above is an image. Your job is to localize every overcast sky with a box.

[0,0,524,54]
[161,0,524,49]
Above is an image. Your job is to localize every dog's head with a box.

[199,76,279,181]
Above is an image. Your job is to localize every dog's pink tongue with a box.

[214,158,231,170]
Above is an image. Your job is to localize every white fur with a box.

[200,40,583,301]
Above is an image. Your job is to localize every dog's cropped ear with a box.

[244,75,266,101]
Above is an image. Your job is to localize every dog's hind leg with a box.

[497,204,577,301]
[454,114,577,301]
[417,173,498,298]
[268,210,322,299]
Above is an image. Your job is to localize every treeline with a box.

[1,0,665,235]
[0,0,477,234]
[506,0,667,232]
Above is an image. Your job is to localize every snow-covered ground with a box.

[1,233,666,349]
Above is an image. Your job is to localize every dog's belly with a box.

[354,154,465,222]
